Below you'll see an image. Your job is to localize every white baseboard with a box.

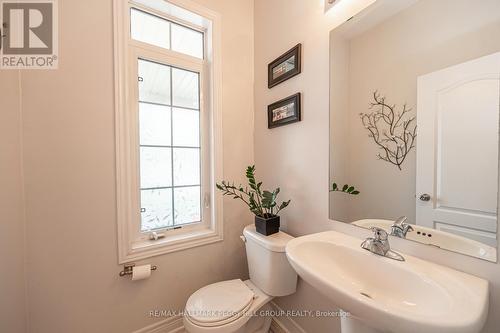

[132,316,184,333]
[269,301,307,333]
[132,302,306,333]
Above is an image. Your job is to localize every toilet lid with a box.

[185,279,255,325]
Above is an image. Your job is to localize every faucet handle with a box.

[393,216,408,226]
[370,227,388,241]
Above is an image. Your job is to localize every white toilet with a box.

[183,224,298,333]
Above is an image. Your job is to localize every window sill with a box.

[120,228,223,263]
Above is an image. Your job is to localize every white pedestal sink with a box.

[285,231,489,333]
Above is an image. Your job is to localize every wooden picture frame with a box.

[268,44,302,88]
[268,93,301,129]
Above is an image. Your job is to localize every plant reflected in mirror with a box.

[330,182,360,195]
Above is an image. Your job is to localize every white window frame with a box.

[113,0,223,263]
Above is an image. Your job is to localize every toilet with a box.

[183,224,298,333]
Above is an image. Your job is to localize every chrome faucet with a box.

[390,216,414,238]
[361,227,405,261]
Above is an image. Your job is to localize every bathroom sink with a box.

[353,219,497,262]
[285,231,489,333]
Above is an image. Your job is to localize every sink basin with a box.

[285,230,489,333]
[353,219,497,262]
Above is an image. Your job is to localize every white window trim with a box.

[113,0,223,264]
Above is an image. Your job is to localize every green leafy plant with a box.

[216,165,291,218]
[330,182,360,195]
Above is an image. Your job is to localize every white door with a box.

[416,52,500,244]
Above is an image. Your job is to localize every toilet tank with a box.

[242,224,297,296]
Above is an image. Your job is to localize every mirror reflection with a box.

[329,0,500,262]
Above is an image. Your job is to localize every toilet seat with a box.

[185,279,255,327]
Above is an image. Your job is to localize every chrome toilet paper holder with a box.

[119,263,157,277]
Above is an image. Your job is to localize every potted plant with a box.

[216,165,291,236]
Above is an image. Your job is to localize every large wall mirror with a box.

[329,0,500,262]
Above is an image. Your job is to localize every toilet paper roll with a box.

[132,264,151,281]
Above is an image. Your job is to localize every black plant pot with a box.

[255,215,280,236]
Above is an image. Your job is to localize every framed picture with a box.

[268,93,301,129]
[268,44,302,88]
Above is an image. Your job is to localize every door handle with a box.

[419,193,431,202]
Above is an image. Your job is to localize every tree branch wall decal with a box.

[359,91,417,170]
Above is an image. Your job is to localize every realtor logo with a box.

[1,0,58,69]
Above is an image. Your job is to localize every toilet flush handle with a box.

[240,235,246,243]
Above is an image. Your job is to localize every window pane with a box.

[139,103,171,146]
[174,186,201,225]
[140,147,172,188]
[139,59,171,105]
[172,108,199,147]
[141,188,173,231]
[171,23,203,59]
[173,148,200,186]
[172,67,199,109]
[131,8,170,50]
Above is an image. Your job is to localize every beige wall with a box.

[329,0,500,224]
[0,72,27,332]
[254,1,376,331]
[254,1,500,332]
[15,0,254,332]
[4,1,500,332]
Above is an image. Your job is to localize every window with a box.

[138,60,202,232]
[114,0,223,263]
[131,8,204,59]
